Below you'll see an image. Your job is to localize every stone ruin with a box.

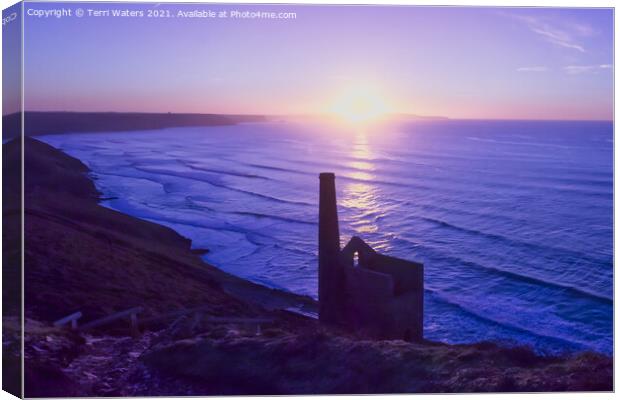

[318,172,424,341]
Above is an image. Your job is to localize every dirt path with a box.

[61,333,157,396]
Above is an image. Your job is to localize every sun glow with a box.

[330,86,391,124]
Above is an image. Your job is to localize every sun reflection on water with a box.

[341,132,385,235]
[348,161,374,172]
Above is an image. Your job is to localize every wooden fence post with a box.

[53,312,83,330]
[130,311,140,337]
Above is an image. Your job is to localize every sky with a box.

[3,3,22,116]
[15,3,614,120]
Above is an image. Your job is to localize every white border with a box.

[0,1,616,400]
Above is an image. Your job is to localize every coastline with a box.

[2,111,268,138]
[10,137,316,320]
[5,137,613,395]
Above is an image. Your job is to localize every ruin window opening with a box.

[353,251,359,267]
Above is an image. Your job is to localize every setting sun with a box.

[330,86,391,124]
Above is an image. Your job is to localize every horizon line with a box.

[1,110,613,123]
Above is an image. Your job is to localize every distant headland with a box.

[2,111,268,138]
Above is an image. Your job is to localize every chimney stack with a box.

[318,172,342,324]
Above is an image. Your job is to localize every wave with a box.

[379,168,613,200]
[466,136,612,151]
[425,289,588,352]
[242,162,312,175]
[409,214,612,271]
[133,166,314,207]
[271,242,316,258]
[231,211,316,226]
[184,196,216,212]
[395,236,612,305]
[95,171,170,190]
[143,215,270,249]
[522,174,612,188]
[180,161,274,181]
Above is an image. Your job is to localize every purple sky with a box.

[20,3,613,120]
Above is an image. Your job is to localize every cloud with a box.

[529,26,585,52]
[504,13,591,53]
[571,22,596,37]
[517,66,548,72]
[563,64,613,74]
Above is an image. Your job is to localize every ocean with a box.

[40,119,613,355]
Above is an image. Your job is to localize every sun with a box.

[330,86,391,124]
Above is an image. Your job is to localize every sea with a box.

[39,119,613,355]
